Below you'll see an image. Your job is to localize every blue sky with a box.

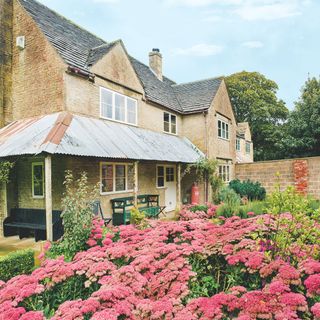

[38,0,320,109]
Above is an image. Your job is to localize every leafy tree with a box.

[225,71,289,160]
[282,77,320,157]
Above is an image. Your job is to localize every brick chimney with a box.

[149,48,162,81]
[0,0,13,127]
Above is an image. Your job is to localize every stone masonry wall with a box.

[235,156,320,198]
[0,0,13,127]
[9,0,66,122]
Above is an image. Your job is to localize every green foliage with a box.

[184,158,219,184]
[48,171,99,260]
[216,187,241,218]
[22,275,100,318]
[267,183,320,259]
[229,179,266,201]
[188,254,261,300]
[282,76,320,158]
[130,207,147,227]
[190,204,208,213]
[183,158,222,202]
[225,71,289,161]
[0,161,14,183]
[0,249,34,281]
[238,200,267,218]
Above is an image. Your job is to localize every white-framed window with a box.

[32,162,44,198]
[246,142,251,154]
[100,162,134,194]
[218,119,229,140]
[156,165,176,188]
[163,112,177,134]
[219,165,230,183]
[100,87,137,125]
[236,138,241,151]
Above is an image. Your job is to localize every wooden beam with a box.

[45,155,53,241]
[133,161,139,207]
[177,163,182,210]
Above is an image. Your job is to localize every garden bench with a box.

[111,194,166,226]
[3,208,63,242]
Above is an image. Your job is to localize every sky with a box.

[37,0,320,109]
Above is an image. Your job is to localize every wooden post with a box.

[133,161,139,207]
[177,163,182,210]
[45,155,53,241]
[0,182,8,237]
[2,182,7,218]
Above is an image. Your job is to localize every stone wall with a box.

[0,0,13,127]
[235,156,320,197]
[9,0,66,122]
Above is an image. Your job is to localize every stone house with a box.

[0,0,252,239]
[236,122,254,164]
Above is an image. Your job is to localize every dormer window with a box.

[164,112,177,134]
[100,87,137,125]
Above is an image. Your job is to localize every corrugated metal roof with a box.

[0,113,204,163]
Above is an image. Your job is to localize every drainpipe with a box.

[203,111,209,202]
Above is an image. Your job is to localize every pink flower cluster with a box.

[178,203,218,221]
[1,213,320,319]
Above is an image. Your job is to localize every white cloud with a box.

[242,41,264,48]
[234,2,302,21]
[172,43,223,56]
[166,0,308,21]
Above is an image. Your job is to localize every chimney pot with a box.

[149,48,163,81]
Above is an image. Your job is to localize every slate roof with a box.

[129,57,183,113]
[19,0,224,114]
[173,78,223,113]
[86,41,119,67]
[19,0,105,69]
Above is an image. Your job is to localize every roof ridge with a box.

[19,0,106,44]
[172,76,224,87]
[90,39,120,51]
[128,56,177,84]
[42,112,73,146]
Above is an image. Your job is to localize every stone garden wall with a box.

[235,156,320,198]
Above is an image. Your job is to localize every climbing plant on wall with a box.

[0,161,14,183]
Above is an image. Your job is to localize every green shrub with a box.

[0,249,34,281]
[48,171,99,260]
[238,200,267,218]
[267,184,320,260]
[229,179,266,201]
[216,187,241,218]
[190,205,208,213]
[130,207,147,227]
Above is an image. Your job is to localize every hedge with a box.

[0,249,35,282]
[229,179,266,201]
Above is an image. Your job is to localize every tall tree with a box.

[225,71,289,161]
[283,77,320,158]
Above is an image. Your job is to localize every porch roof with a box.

[0,112,204,163]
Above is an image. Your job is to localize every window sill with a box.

[163,130,178,136]
[156,186,166,190]
[100,189,134,196]
[32,196,44,199]
[218,137,230,142]
[100,116,138,127]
